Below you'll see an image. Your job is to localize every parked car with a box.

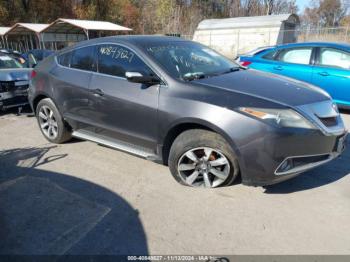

[0,49,26,65]
[235,46,275,62]
[236,42,350,108]
[29,36,347,188]
[22,49,55,68]
[0,53,32,110]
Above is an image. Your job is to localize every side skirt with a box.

[72,130,161,162]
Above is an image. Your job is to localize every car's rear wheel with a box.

[168,129,239,188]
[36,98,71,143]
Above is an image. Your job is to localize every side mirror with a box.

[125,71,160,85]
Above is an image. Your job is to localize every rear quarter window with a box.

[262,50,277,60]
[57,51,72,67]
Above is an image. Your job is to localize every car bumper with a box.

[0,91,29,110]
[231,99,348,186]
[238,128,347,186]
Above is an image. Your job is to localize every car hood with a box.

[0,68,32,82]
[195,69,330,106]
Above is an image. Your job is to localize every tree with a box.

[302,0,347,27]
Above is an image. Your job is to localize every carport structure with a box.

[41,18,132,50]
[0,27,10,48]
[5,23,49,52]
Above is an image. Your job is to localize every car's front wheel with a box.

[36,98,72,144]
[168,129,239,188]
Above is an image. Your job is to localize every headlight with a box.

[239,107,316,129]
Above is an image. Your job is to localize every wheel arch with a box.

[161,118,242,166]
[32,92,50,113]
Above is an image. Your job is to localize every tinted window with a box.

[319,48,350,69]
[277,47,312,65]
[57,51,72,67]
[97,44,150,78]
[71,46,96,71]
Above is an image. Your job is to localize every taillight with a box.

[240,61,252,67]
[30,70,37,79]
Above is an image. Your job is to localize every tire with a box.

[168,129,239,188]
[36,98,72,143]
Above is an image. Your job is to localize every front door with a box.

[88,44,160,150]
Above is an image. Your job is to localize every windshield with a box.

[144,41,239,81]
[0,55,23,69]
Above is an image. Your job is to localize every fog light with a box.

[279,158,293,172]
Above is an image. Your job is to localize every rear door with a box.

[312,47,350,106]
[88,43,160,149]
[269,46,315,83]
[51,45,97,130]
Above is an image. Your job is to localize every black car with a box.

[28,36,347,188]
[0,53,32,110]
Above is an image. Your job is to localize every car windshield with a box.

[0,55,23,69]
[144,41,240,81]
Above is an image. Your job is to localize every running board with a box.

[72,130,159,160]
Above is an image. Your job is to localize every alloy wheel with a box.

[177,147,231,188]
[38,105,58,140]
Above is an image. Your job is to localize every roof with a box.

[58,35,188,53]
[0,27,10,36]
[196,14,299,30]
[43,18,132,33]
[6,23,49,35]
[277,42,350,49]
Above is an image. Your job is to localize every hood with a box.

[195,69,330,106]
[0,68,32,82]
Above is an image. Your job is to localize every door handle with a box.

[273,66,283,71]
[91,88,104,96]
[318,72,330,77]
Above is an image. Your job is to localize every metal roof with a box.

[43,18,132,34]
[6,23,49,35]
[0,27,10,36]
[197,14,299,30]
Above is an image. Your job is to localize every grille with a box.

[0,81,16,92]
[0,81,28,93]
[318,116,338,127]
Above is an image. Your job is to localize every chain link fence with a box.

[179,26,350,57]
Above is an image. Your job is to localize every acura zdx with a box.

[29,36,347,188]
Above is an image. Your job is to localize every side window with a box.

[262,50,277,60]
[97,44,151,78]
[71,46,96,71]
[57,51,72,67]
[277,47,313,65]
[319,48,350,70]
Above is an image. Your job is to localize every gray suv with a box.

[29,36,347,188]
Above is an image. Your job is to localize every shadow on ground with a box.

[264,138,350,194]
[0,105,34,117]
[0,146,148,255]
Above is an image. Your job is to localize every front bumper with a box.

[0,90,29,110]
[235,101,347,186]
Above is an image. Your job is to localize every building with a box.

[193,14,300,57]
[0,19,132,52]
[41,18,132,50]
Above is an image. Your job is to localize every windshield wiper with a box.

[183,72,206,81]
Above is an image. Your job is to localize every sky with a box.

[296,0,311,12]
